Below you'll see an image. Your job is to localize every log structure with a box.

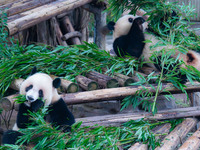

[3,0,107,48]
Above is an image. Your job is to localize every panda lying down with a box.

[106,15,200,81]
[2,67,75,145]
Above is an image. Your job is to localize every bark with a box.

[62,81,200,104]
[113,73,134,86]
[7,0,93,35]
[86,71,119,88]
[178,125,200,150]
[75,75,98,91]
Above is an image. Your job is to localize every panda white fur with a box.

[2,67,75,145]
[107,15,200,77]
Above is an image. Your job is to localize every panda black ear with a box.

[30,66,37,75]
[107,21,115,31]
[53,78,61,88]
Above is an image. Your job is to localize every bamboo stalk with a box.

[155,118,197,150]
[86,71,119,88]
[7,0,93,36]
[75,75,98,91]
[178,125,200,150]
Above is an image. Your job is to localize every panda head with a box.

[107,15,148,40]
[20,67,61,106]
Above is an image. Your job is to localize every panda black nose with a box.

[27,96,34,101]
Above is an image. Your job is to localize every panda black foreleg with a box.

[17,100,44,129]
[2,130,24,145]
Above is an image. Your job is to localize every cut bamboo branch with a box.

[62,82,200,104]
[75,75,98,91]
[113,73,134,86]
[76,107,200,127]
[155,118,197,150]
[9,78,24,91]
[178,124,200,150]
[61,16,81,45]
[0,94,19,111]
[50,75,78,93]
[62,31,82,41]
[86,71,119,88]
[7,0,93,36]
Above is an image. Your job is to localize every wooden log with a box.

[62,31,82,41]
[178,125,200,150]
[86,71,119,88]
[2,0,56,17]
[62,81,200,105]
[51,17,68,46]
[75,75,98,91]
[0,94,19,111]
[129,123,171,150]
[50,75,78,93]
[155,118,197,150]
[128,143,147,150]
[113,73,134,86]
[9,78,24,91]
[7,0,93,36]
[76,107,200,127]
[61,16,81,45]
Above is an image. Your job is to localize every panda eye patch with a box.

[39,90,43,98]
[25,85,33,92]
[128,18,133,23]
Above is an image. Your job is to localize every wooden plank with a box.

[178,124,200,150]
[76,107,200,126]
[155,118,197,150]
[7,0,93,35]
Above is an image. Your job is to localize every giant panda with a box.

[106,14,200,80]
[2,67,75,145]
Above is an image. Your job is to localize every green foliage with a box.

[0,106,183,150]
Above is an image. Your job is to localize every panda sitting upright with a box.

[106,15,200,81]
[2,67,75,145]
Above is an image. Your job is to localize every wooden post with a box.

[0,94,19,111]
[61,16,81,45]
[94,9,106,49]
[10,78,24,91]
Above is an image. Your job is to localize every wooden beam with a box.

[2,0,56,17]
[77,107,200,126]
[62,82,200,105]
[7,0,93,36]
